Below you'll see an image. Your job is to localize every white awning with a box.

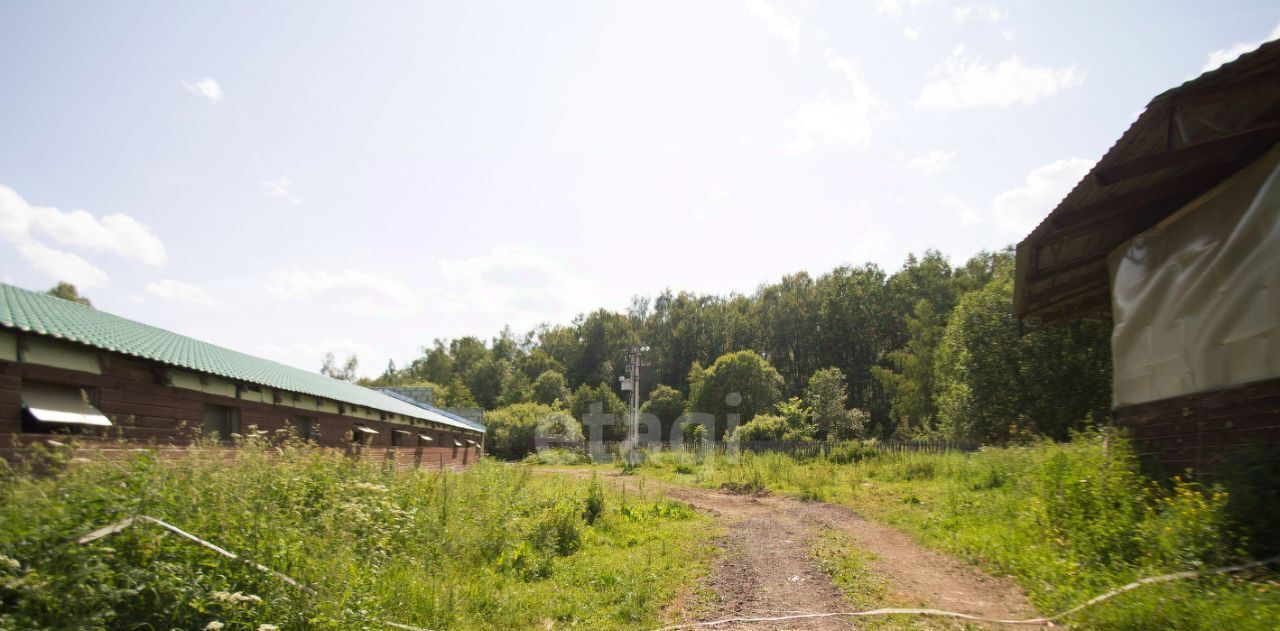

[354,425,379,435]
[453,439,463,447]
[466,439,476,445]
[393,429,411,435]
[22,382,111,427]
[418,434,433,441]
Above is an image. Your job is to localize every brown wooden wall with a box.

[1112,376,1280,474]
[0,355,483,469]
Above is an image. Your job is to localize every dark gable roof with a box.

[1014,40,1280,325]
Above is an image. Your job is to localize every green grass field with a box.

[624,434,1280,630]
[0,441,715,630]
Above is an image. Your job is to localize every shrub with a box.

[486,403,584,460]
[583,476,605,525]
[521,448,591,466]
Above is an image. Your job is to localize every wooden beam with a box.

[1022,273,1110,313]
[1094,123,1280,185]
[1027,250,1112,287]
[1030,158,1258,287]
[1053,161,1243,230]
[1153,67,1280,109]
[1033,292,1112,326]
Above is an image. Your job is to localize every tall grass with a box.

[635,433,1280,630]
[0,439,713,630]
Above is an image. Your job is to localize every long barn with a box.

[0,282,484,466]
[1015,41,1280,473]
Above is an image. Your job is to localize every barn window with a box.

[292,416,318,442]
[418,433,434,445]
[392,429,411,447]
[351,424,378,445]
[202,404,241,442]
[20,381,110,434]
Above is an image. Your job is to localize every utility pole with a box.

[619,345,648,467]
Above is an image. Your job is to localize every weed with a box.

[0,442,712,630]
[627,433,1280,629]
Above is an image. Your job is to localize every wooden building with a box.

[1014,41,1280,472]
[0,282,484,467]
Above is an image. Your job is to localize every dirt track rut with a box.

[548,469,1034,630]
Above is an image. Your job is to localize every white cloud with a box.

[28,206,167,265]
[940,195,985,225]
[746,0,802,56]
[434,244,592,324]
[785,52,887,153]
[1,184,169,288]
[688,185,732,225]
[146,279,218,306]
[15,240,110,289]
[952,3,1006,23]
[268,269,420,316]
[181,78,223,102]
[916,46,1083,110]
[874,0,928,18]
[903,27,921,41]
[942,159,1094,234]
[260,178,301,204]
[905,149,958,175]
[989,158,1094,234]
[1201,22,1280,73]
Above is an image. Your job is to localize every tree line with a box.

[345,247,1112,445]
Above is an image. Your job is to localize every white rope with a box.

[73,514,1280,630]
[77,515,435,631]
[80,516,310,591]
[652,553,1280,629]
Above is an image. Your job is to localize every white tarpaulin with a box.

[22,381,112,426]
[1109,144,1280,407]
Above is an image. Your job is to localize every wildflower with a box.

[0,554,20,570]
[205,622,225,631]
[211,590,262,605]
[258,625,279,631]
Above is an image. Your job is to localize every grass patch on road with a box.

[0,441,714,630]
[621,433,1280,630]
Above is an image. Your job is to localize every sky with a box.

[1,1,1278,378]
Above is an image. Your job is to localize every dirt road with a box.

[546,469,1034,630]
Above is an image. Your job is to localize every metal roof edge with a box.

[377,389,486,432]
[0,284,480,434]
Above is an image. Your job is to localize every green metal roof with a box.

[0,283,483,433]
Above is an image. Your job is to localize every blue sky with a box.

[2,0,1277,377]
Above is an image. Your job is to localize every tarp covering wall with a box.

[1109,144,1280,407]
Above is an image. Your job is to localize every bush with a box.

[583,475,605,525]
[729,398,815,442]
[521,448,591,466]
[486,403,584,460]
